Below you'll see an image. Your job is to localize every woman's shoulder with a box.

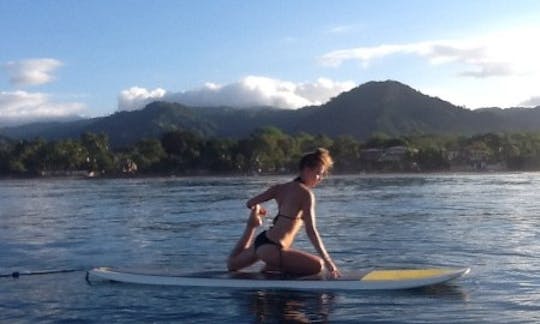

[282,180,313,198]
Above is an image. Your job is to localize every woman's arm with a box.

[302,191,341,278]
[246,185,278,209]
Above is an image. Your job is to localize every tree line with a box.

[1,127,540,177]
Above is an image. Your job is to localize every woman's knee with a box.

[309,257,324,273]
[281,251,324,275]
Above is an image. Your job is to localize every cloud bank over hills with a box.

[0,58,355,127]
[0,90,84,125]
[118,76,356,112]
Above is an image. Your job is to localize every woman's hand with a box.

[247,204,267,227]
[325,259,341,279]
[256,205,267,216]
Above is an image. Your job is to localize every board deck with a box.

[88,267,470,290]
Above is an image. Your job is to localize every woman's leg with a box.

[280,249,324,276]
[255,244,282,272]
[227,207,263,271]
[256,245,324,276]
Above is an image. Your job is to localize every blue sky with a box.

[1,0,540,126]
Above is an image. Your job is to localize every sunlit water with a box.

[1,173,539,323]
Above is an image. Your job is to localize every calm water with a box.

[1,173,539,323]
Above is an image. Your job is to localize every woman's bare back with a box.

[266,181,312,248]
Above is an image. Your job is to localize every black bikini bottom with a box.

[254,231,282,251]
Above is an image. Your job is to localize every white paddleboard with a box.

[88,267,470,290]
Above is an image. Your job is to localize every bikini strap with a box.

[272,213,301,225]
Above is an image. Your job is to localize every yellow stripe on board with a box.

[361,269,451,281]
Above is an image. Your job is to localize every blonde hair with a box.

[299,148,334,171]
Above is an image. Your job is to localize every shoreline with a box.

[1,168,538,181]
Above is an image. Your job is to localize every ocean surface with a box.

[1,173,539,323]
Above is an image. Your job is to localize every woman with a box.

[227,148,341,278]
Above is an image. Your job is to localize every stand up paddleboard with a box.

[87,267,470,290]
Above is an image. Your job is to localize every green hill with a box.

[2,80,540,147]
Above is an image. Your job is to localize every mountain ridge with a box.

[2,80,540,147]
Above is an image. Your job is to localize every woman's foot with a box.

[248,205,265,227]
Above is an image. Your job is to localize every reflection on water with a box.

[238,283,470,323]
[248,290,335,323]
[413,284,470,301]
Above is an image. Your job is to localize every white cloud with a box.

[520,96,540,108]
[0,90,85,126]
[117,76,356,111]
[118,87,166,111]
[3,58,63,86]
[319,26,540,79]
[296,77,356,105]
